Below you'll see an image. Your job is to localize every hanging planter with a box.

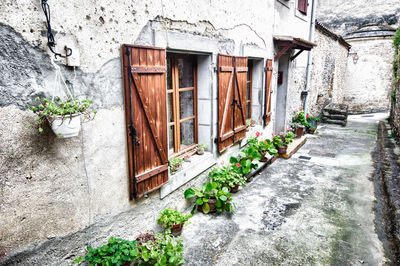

[29,97,96,138]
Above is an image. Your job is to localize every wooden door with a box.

[121,45,168,199]
[264,59,273,126]
[217,54,248,152]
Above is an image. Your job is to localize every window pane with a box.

[179,90,194,119]
[246,102,250,119]
[180,119,194,148]
[167,57,172,90]
[247,82,251,101]
[167,92,174,123]
[178,57,194,88]
[168,125,174,155]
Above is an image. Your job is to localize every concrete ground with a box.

[183,113,388,265]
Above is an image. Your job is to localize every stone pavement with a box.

[183,113,388,265]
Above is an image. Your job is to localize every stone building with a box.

[0,0,350,264]
[307,21,350,116]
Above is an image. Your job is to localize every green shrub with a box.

[209,164,246,189]
[157,208,191,230]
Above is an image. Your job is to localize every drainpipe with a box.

[303,0,316,115]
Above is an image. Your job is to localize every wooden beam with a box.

[274,46,291,61]
[290,50,304,61]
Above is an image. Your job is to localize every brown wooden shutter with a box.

[298,0,308,14]
[264,59,273,126]
[234,56,248,142]
[217,54,248,152]
[121,45,168,199]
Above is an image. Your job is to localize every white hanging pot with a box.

[48,114,81,138]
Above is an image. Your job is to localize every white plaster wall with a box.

[343,37,394,113]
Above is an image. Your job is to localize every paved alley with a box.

[183,113,388,265]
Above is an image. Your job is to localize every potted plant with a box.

[229,146,261,183]
[157,208,192,234]
[306,116,319,134]
[196,143,207,155]
[169,157,184,175]
[184,182,234,214]
[28,97,96,138]
[209,164,246,193]
[273,131,295,156]
[247,133,278,162]
[138,233,184,265]
[246,118,256,127]
[291,108,311,137]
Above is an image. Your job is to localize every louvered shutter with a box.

[217,54,248,152]
[264,59,273,125]
[121,45,168,199]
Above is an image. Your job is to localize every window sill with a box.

[160,152,215,199]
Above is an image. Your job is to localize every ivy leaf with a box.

[205,182,213,192]
[229,156,238,163]
[219,195,227,201]
[195,198,203,205]
[184,188,195,198]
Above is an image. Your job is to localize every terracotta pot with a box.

[295,127,304,138]
[197,198,217,213]
[229,184,239,193]
[196,149,204,155]
[171,223,184,234]
[260,152,268,162]
[277,145,287,155]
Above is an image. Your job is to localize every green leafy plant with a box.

[247,133,277,156]
[229,146,261,176]
[28,97,96,133]
[74,237,140,266]
[138,233,184,265]
[307,116,320,122]
[209,164,246,189]
[196,143,208,154]
[292,108,311,128]
[184,182,234,214]
[169,157,184,175]
[157,208,191,230]
[280,131,295,146]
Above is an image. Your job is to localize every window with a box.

[297,0,308,14]
[167,53,198,156]
[246,61,253,119]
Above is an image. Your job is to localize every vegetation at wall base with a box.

[157,208,192,232]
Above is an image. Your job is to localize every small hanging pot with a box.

[48,114,81,138]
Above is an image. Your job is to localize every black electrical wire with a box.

[41,0,72,58]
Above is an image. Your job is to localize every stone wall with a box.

[343,37,394,114]
[0,0,314,264]
[307,24,349,116]
[390,30,400,142]
[317,0,400,35]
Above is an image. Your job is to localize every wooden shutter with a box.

[217,54,248,152]
[298,0,308,14]
[121,45,168,199]
[234,56,248,142]
[264,59,273,126]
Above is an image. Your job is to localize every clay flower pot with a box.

[229,184,239,193]
[197,198,217,213]
[260,152,268,162]
[277,145,288,155]
[171,223,184,234]
[196,148,204,155]
[308,127,316,134]
[295,127,304,138]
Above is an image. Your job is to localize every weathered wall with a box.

[0,0,313,264]
[317,0,400,35]
[343,37,394,113]
[307,27,349,116]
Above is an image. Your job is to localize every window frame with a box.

[167,53,198,157]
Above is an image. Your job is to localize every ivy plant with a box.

[184,182,234,214]
[157,208,192,230]
[28,97,96,133]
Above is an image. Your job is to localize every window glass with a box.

[178,58,194,88]
[168,125,174,155]
[167,57,172,91]
[179,90,194,119]
[180,119,195,148]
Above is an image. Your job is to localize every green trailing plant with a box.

[184,182,234,214]
[28,97,96,133]
[196,143,208,153]
[74,237,140,266]
[157,208,192,230]
[74,234,184,266]
[138,233,184,265]
[209,164,246,189]
[292,108,311,128]
[169,157,184,175]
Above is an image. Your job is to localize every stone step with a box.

[322,113,347,121]
[323,108,348,115]
[322,119,347,126]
